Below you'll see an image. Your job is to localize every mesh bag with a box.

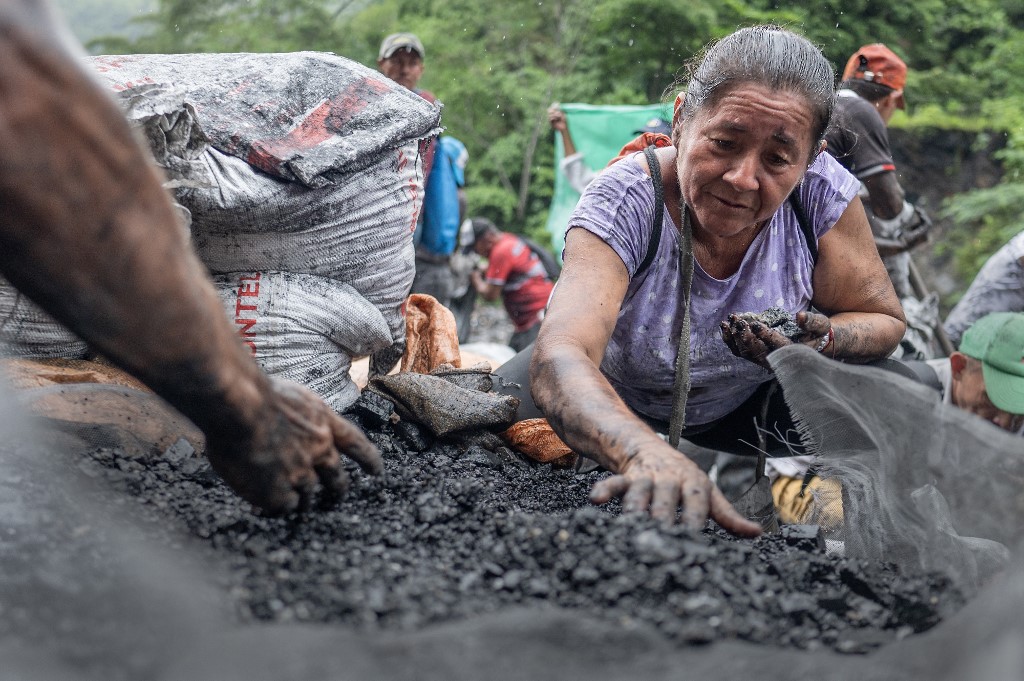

[769,344,1024,593]
[896,292,941,360]
[113,83,212,190]
[189,144,419,344]
[400,293,462,374]
[0,278,88,359]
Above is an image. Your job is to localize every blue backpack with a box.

[418,136,468,256]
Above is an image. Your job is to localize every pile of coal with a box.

[74,415,964,654]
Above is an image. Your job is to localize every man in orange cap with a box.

[825,44,932,308]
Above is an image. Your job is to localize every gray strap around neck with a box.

[668,206,694,450]
[641,145,693,450]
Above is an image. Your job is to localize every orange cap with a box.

[842,43,907,92]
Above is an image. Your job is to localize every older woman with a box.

[513,26,905,535]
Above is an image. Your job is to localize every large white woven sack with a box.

[90,51,441,188]
[94,53,428,373]
[213,271,393,412]
[0,279,88,359]
[189,144,418,351]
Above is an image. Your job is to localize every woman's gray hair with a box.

[678,25,835,159]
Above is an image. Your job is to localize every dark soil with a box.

[71,410,966,656]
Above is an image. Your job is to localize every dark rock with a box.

[348,391,395,429]
[633,529,684,564]
[392,420,432,452]
[445,430,506,452]
[162,437,195,463]
[460,446,502,469]
[493,446,531,470]
[780,525,826,552]
[834,627,895,654]
[736,307,801,339]
[840,567,885,604]
[777,593,816,615]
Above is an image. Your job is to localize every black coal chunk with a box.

[780,524,826,552]
[346,391,395,429]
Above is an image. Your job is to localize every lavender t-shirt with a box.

[567,151,860,426]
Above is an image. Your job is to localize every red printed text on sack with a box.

[233,272,261,355]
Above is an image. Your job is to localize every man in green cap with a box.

[905,312,1024,433]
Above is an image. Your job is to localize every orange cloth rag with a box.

[400,293,462,374]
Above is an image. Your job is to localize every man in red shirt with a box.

[470,218,555,351]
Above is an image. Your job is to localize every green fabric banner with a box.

[544,102,673,259]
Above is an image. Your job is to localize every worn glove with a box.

[874,201,932,254]
[368,366,519,437]
[899,204,932,250]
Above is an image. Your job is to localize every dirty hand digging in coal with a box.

[720,310,833,369]
[0,0,381,516]
[588,446,761,536]
[207,378,383,516]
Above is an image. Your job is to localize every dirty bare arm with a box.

[530,228,759,536]
[811,195,906,361]
[547,104,578,157]
[861,171,904,220]
[0,0,381,513]
[470,269,502,302]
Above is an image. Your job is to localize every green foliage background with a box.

[53,0,155,44]
[66,0,1024,283]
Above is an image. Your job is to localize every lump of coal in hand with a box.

[736,307,801,339]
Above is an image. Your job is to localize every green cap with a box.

[960,312,1024,414]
